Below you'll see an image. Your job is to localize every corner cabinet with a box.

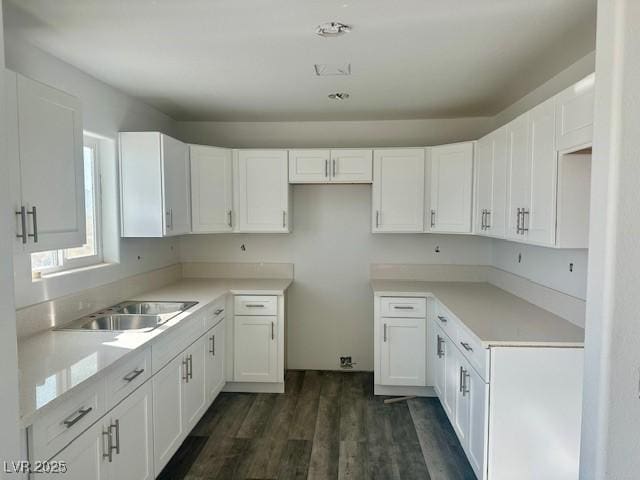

[119,132,191,237]
[289,149,372,183]
[6,70,86,253]
[190,145,234,233]
[372,148,425,233]
[428,142,474,233]
[234,150,291,233]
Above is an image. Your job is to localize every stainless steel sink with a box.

[55,300,198,332]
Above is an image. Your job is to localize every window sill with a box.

[32,262,116,283]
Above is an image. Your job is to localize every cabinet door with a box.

[526,99,557,246]
[489,126,508,238]
[433,326,447,399]
[234,315,278,382]
[475,134,493,235]
[190,145,233,233]
[236,150,290,232]
[289,149,330,183]
[152,355,185,474]
[452,352,470,447]
[429,142,473,233]
[182,337,208,433]
[372,149,425,232]
[161,134,191,236]
[443,335,458,422]
[16,73,85,252]
[555,74,594,153]
[108,382,154,480]
[467,367,488,480]
[330,149,373,183]
[44,420,107,480]
[506,113,531,240]
[205,321,226,402]
[379,317,426,386]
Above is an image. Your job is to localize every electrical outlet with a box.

[340,356,354,369]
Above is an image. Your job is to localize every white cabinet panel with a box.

[289,149,330,183]
[467,366,488,480]
[161,134,191,236]
[108,382,154,480]
[442,332,458,420]
[330,149,372,183]
[205,321,226,402]
[506,113,531,240]
[372,148,425,232]
[555,73,594,153]
[182,338,208,434]
[475,133,493,234]
[429,142,473,233]
[13,72,85,252]
[235,150,290,232]
[190,145,233,233]
[44,421,107,480]
[234,315,278,382]
[476,127,507,237]
[152,355,184,474]
[379,317,426,386]
[432,326,447,399]
[451,348,470,444]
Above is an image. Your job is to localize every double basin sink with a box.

[56,301,198,332]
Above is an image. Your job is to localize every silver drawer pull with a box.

[123,368,145,382]
[437,315,447,323]
[63,407,93,428]
[393,306,414,310]
[245,304,265,308]
[460,342,473,352]
[214,308,224,315]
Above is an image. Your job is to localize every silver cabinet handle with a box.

[436,334,443,358]
[460,341,473,352]
[170,208,173,229]
[63,407,92,428]
[209,335,215,355]
[325,159,329,178]
[375,211,380,228]
[188,354,193,380]
[480,209,485,230]
[112,419,120,455]
[332,158,337,177]
[245,304,265,308]
[516,208,522,234]
[15,206,27,244]
[123,368,144,382]
[27,206,38,243]
[430,209,436,228]
[383,323,387,342]
[393,306,414,310]
[214,308,224,315]
[166,209,172,230]
[271,321,275,340]
[521,209,529,234]
[102,426,113,462]
[227,210,233,228]
[182,356,189,383]
[462,370,470,396]
[485,209,491,230]
[437,315,447,323]
[282,210,286,228]
[459,366,464,393]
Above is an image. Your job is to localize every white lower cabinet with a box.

[182,336,208,433]
[205,320,226,401]
[379,317,426,386]
[467,365,489,477]
[234,315,278,382]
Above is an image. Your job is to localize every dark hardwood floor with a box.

[158,370,475,480]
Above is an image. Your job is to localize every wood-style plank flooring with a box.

[158,370,475,480]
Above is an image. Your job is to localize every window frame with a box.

[31,135,104,276]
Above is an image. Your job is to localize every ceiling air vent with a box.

[328,93,350,100]
[316,22,352,37]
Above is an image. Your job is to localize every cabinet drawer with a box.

[30,380,106,462]
[152,313,205,373]
[433,302,458,339]
[105,347,151,409]
[380,297,426,318]
[234,295,277,316]
[205,297,226,331]
[456,324,489,381]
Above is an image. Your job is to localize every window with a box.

[31,135,103,275]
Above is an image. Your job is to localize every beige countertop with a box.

[371,280,584,348]
[18,278,291,425]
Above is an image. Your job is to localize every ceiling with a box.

[3,0,596,122]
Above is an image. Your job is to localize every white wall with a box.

[0,0,23,468]
[581,0,640,478]
[4,31,181,308]
[179,185,492,370]
[176,117,490,149]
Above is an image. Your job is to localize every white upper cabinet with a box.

[506,113,531,240]
[555,73,595,153]
[120,132,190,237]
[190,145,233,233]
[372,148,425,232]
[428,142,474,233]
[475,127,507,237]
[7,71,85,253]
[288,148,372,183]
[235,150,290,233]
[289,149,331,183]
